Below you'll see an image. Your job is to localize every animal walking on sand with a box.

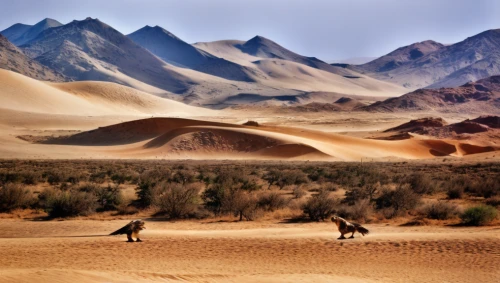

[110,220,146,242]
[331,216,369,239]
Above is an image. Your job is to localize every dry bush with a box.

[343,182,381,205]
[469,179,499,199]
[336,199,372,222]
[446,186,464,199]
[263,169,308,190]
[461,205,498,226]
[155,183,202,219]
[226,190,261,221]
[42,189,98,218]
[94,185,124,211]
[485,196,500,207]
[292,186,307,199]
[0,184,35,212]
[302,190,337,221]
[406,173,437,195]
[376,184,421,218]
[419,201,460,220]
[257,191,289,212]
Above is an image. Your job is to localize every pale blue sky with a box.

[0,0,498,60]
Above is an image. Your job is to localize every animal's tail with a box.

[109,225,129,235]
[355,225,369,236]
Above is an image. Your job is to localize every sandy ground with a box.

[0,219,499,283]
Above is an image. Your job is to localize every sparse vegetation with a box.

[0,183,34,212]
[302,190,337,221]
[0,160,498,224]
[420,201,460,220]
[460,205,498,226]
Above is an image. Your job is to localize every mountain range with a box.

[348,29,500,89]
[1,17,500,111]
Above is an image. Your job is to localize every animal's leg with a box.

[349,231,355,239]
[136,238,142,242]
[338,233,346,240]
[127,234,134,242]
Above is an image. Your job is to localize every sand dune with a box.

[0,69,215,117]
[36,117,499,161]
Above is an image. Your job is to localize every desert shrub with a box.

[406,173,436,195]
[20,171,42,185]
[321,182,337,192]
[93,185,123,211]
[337,199,372,222]
[171,169,197,184]
[155,183,201,219]
[225,190,260,221]
[89,171,107,183]
[257,191,289,212]
[376,184,421,218]
[420,201,460,220]
[469,179,499,199]
[45,170,67,185]
[0,184,35,212]
[202,185,226,216]
[43,190,98,218]
[460,205,498,226]
[485,197,500,207]
[302,190,337,221]
[264,169,308,190]
[292,186,307,199]
[343,182,381,205]
[446,186,464,199]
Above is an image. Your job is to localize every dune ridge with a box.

[37,117,499,161]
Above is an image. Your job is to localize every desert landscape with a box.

[1,1,500,282]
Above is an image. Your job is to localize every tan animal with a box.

[110,220,146,242]
[331,216,369,239]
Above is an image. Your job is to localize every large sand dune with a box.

[0,69,214,116]
[36,117,498,161]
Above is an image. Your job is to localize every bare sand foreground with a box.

[0,219,499,283]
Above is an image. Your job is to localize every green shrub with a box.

[0,184,34,212]
[460,205,497,226]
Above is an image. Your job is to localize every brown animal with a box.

[331,216,369,239]
[110,220,146,242]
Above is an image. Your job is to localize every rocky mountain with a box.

[128,25,255,82]
[353,40,444,74]
[0,34,65,81]
[20,17,193,93]
[0,23,32,43]
[351,30,500,89]
[364,76,500,114]
[1,18,62,46]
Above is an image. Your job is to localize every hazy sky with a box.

[1,0,499,60]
